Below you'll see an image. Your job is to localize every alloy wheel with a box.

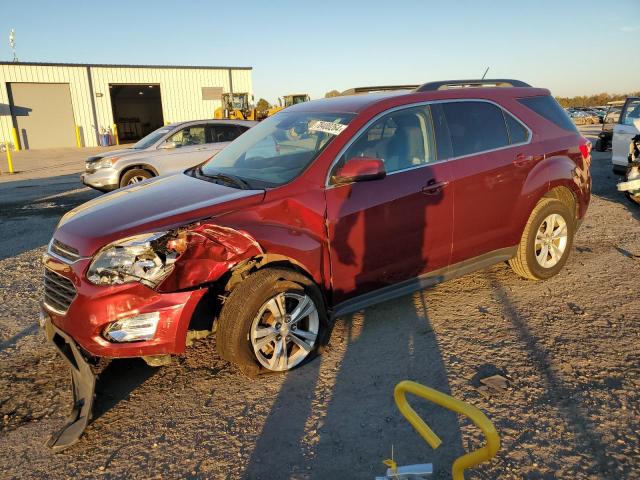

[250,292,319,371]
[127,175,147,184]
[534,213,568,268]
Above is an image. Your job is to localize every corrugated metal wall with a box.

[0,64,94,147]
[0,63,252,148]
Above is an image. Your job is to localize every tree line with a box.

[555,92,640,108]
[257,90,640,111]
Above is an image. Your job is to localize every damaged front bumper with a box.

[41,308,96,452]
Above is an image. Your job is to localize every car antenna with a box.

[481,67,489,80]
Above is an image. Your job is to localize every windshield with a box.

[132,126,173,149]
[229,94,247,110]
[200,111,354,187]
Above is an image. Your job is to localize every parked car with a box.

[41,79,591,449]
[612,97,640,173]
[81,119,256,191]
[594,101,624,152]
[566,108,599,125]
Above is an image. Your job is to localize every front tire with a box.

[216,268,327,375]
[120,168,152,187]
[509,198,575,280]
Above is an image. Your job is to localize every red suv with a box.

[42,79,591,392]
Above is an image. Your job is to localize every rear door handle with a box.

[421,180,449,195]
[513,153,544,166]
[513,153,534,166]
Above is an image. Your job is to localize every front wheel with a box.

[216,268,327,375]
[120,168,152,187]
[509,198,575,280]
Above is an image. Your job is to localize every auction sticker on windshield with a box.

[309,120,348,136]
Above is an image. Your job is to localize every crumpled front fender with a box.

[158,222,263,292]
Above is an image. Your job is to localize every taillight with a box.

[579,140,591,160]
[579,139,591,166]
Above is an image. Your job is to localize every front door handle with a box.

[421,180,449,195]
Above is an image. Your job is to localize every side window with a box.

[340,106,436,175]
[209,125,247,143]
[621,99,640,126]
[166,126,205,147]
[441,101,510,157]
[503,111,530,144]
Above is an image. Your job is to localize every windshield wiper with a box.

[197,168,251,189]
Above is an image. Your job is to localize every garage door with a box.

[9,83,76,149]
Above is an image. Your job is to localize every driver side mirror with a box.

[159,141,177,150]
[332,157,386,185]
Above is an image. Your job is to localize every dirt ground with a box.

[0,130,638,479]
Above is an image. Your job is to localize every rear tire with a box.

[216,268,327,376]
[509,198,575,280]
[120,168,152,187]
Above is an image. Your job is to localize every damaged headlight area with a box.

[87,231,186,288]
[103,312,160,342]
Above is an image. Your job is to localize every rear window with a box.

[518,96,578,133]
[441,101,510,157]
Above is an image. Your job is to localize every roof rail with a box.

[341,85,419,96]
[415,79,531,92]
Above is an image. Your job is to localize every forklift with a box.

[214,92,257,121]
[266,93,311,117]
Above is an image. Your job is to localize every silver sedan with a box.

[81,119,257,191]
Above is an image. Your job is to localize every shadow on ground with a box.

[243,297,463,479]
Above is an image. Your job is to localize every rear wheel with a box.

[120,168,152,187]
[509,198,575,280]
[216,268,326,376]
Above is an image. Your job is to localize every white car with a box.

[612,97,640,173]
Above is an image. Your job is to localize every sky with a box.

[2,0,639,104]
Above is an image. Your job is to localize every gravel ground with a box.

[0,137,638,479]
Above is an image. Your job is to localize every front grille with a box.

[49,239,80,263]
[44,268,77,314]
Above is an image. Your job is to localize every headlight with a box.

[87,231,183,287]
[87,157,118,170]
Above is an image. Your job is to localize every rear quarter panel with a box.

[507,137,590,246]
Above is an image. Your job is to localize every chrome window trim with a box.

[325,98,533,188]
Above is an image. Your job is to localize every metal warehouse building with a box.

[0,61,253,149]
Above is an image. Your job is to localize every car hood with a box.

[86,148,142,161]
[55,173,265,256]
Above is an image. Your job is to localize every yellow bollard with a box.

[393,381,500,480]
[11,127,20,151]
[5,142,14,174]
[75,125,82,148]
[112,123,119,146]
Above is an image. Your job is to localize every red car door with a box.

[325,105,453,303]
[436,100,536,264]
